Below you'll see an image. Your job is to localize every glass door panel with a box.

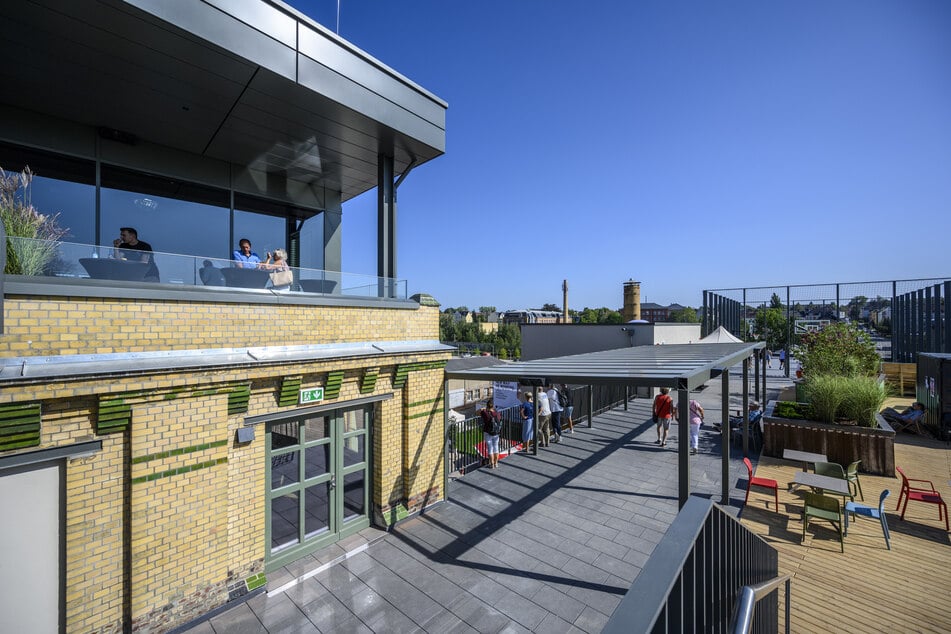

[342,471,366,521]
[270,492,300,552]
[304,482,332,538]
[266,404,372,570]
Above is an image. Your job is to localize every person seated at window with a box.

[112,226,159,282]
[262,248,288,271]
[232,238,262,268]
[880,402,925,424]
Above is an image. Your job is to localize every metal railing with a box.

[446,386,628,474]
[704,277,951,366]
[730,575,791,634]
[603,496,781,634]
[3,236,408,300]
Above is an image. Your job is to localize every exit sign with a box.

[300,387,324,404]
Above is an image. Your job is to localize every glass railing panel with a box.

[4,237,408,300]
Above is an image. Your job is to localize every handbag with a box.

[269,269,293,287]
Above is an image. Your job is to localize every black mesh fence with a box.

[703,277,951,368]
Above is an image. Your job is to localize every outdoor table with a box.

[79,257,149,282]
[784,449,828,490]
[221,267,270,288]
[792,471,851,497]
[783,449,827,471]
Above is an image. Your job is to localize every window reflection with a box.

[0,142,96,245]
[234,210,285,264]
[99,165,230,260]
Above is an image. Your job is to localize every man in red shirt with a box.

[653,387,677,447]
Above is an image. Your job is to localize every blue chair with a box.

[845,490,891,550]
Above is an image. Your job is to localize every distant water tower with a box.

[623,280,641,322]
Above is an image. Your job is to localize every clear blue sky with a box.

[284,0,951,312]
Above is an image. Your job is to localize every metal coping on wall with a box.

[0,440,102,472]
[242,393,393,426]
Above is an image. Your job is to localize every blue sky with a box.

[284,0,951,311]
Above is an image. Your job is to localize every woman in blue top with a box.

[519,392,534,451]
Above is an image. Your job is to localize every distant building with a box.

[640,302,672,323]
[501,309,563,324]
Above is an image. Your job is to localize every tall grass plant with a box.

[1,166,68,274]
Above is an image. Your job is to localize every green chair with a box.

[803,492,844,552]
[845,460,864,501]
[814,461,854,501]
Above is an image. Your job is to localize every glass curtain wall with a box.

[0,141,326,272]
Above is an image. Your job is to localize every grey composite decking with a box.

[184,396,759,634]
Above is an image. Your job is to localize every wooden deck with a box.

[740,433,951,633]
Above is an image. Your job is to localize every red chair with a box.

[896,466,949,531]
[744,457,780,511]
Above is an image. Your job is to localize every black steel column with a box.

[891,281,897,361]
[836,284,840,321]
[703,291,709,337]
[678,388,690,509]
[742,289,747,340]
[742,357,750,456]
[945,282,951,353]
[754,350,760,403]
[377,154,396,293]
[785,286,791,378]
[721,369,731,505]
[587,385,593,429]
[917,288,925,361]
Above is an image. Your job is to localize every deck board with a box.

[740,434,951,633]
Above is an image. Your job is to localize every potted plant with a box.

[763,322,895,475]
[1,166,68,275]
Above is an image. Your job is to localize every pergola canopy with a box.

[445,342,765,391]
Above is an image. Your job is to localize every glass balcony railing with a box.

[3,237,408,300]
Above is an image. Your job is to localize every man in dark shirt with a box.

[113,227,159,282]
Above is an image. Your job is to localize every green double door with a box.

[266,405,370,571]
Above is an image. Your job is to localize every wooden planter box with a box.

[761,401,895,476]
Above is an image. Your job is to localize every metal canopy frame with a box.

[445,343,764,391]
[445,342,767,508]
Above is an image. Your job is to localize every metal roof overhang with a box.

[0,0,446,203]
[445,343,766,391]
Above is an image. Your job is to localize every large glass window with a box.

[0,143,96,245]
[100,166,230,258]
[233,209,285,264]
[235,194,323,269]
[297,215,324,271]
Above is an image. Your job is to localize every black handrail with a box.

[603,496,780,634]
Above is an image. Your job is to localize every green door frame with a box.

[264,404,371,572]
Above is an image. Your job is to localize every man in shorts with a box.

[653,387,676,447]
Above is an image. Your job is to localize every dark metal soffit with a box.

[0,0,446,203]
[444,343,766,391]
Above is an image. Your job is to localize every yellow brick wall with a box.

[0,296,448,632]
[401,369,445,511]
[129,397,230,625]
[0,296,439,357]
[65,433,125,634]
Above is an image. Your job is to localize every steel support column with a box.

[721,368,731,505]
[587,385,593,428]
[742,357,750,456]
[377,154,396,295]
[678,388,690,509]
